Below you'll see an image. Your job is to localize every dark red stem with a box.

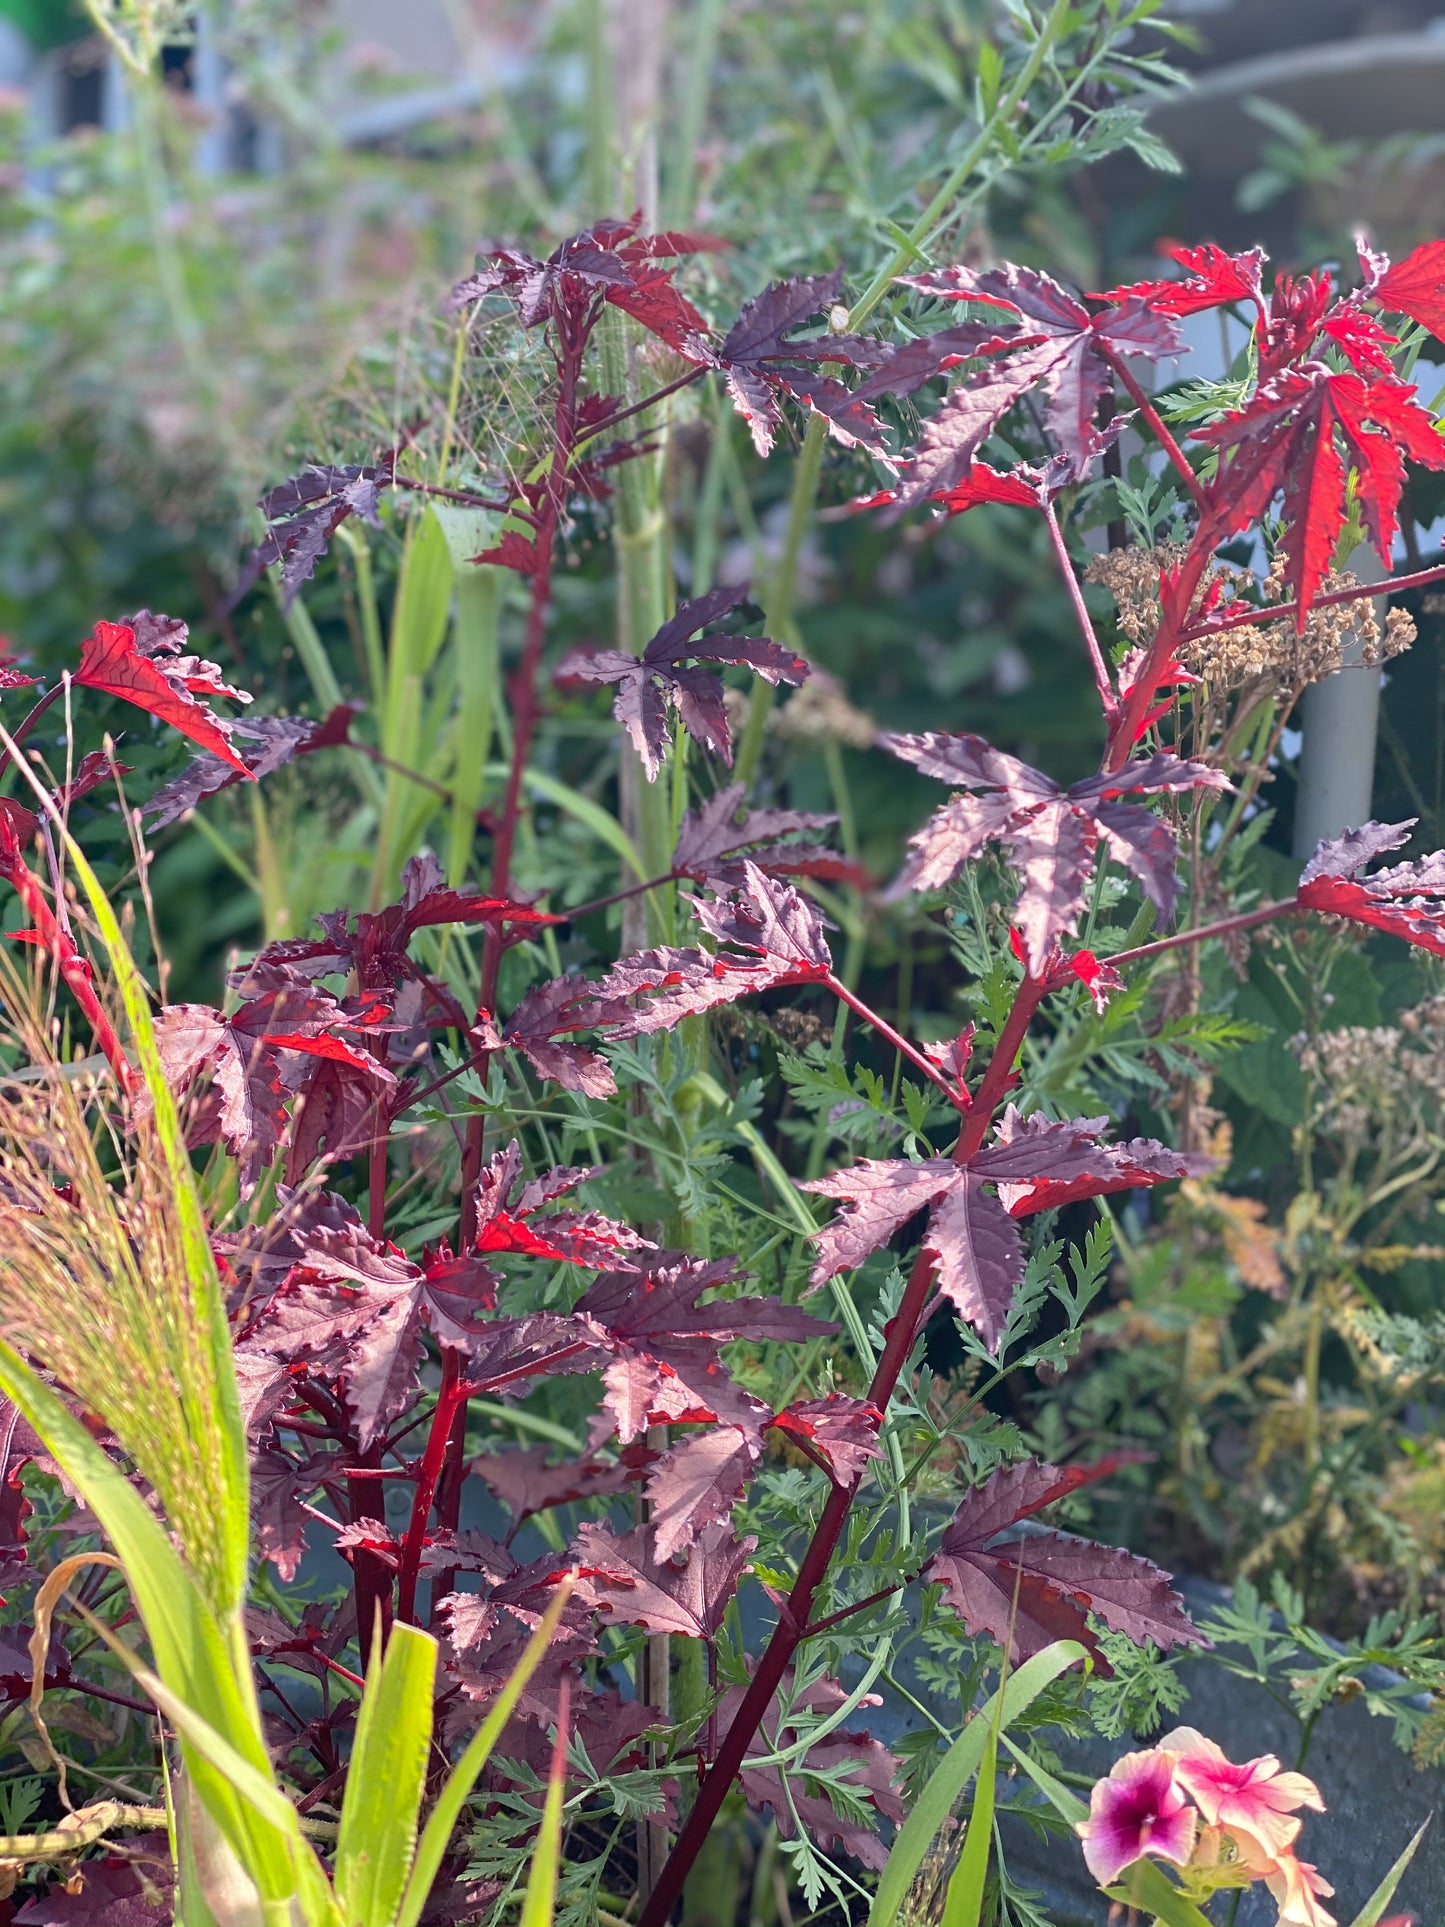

[396,1351,466,1625]
[574,366,707,447]
[637,974,1048,1927]
[1042,502,1117,722]
[1108,897,1299,967]
[0,851,133,1096]
[1098,348,1207,513]
[347,1441,393,1670]
[825,972,967,1111]
[0,682,66,780]
[1183,558,1445,640]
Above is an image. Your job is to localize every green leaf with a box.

[395,1581,577,1927]
[335,1622,438,1927]
[390,507,456,686]
[519,1727,566,1927]
[998,1733,1087,1823]
[940,1706,996,1927]
[1104,1859,1215,1927]
[976,40,1004,117]
[1346,1817,1430,1927]
[868,1642,1087,1927]
[485,763,647,882]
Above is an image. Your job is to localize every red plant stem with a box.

[801,1580,907,1640]
[390,476,517,514]
[565,871,677,920]
[824,972,967,1111]
[2,854,134,1096]
[367,1102,388,1241]
[1042,501,1117,723]
[0,682,65,781]
[396,1350,466,1625]
[1183,558,1445,640]
[1108,897,1299,967]
[1098,348,1207,513]
[574,365,707,446]
[347,1441,393,1671]
[1104,536,1215,769]
[637,974,1048,1927]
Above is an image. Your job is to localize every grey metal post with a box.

[1292,546,1385,860]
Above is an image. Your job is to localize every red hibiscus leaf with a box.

[471,1446,637,1529]
[771,1394,884,1483]
[923,1174,1026,1351]
[1372,238,1445,340]
[572,1519,755,1636]
[471,527,541,575]
[644,1425,761,1560]
[1297,826,1445,956]
[799,1158,957,1287]
[77,620,251,775]
[1101,242,1266,317]
[927,1457,1202,1673]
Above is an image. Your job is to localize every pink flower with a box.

[1161,1726,1325,1861]
[1264,1851,1337,1927]
[1076,1747,1197,1886]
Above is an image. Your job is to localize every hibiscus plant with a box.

[4,114,1445,1927]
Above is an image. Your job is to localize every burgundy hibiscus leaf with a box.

[975,1106,1212,1217]
[592,863,833,1034]
[470,1138,652,1268]
[717,269,888,456]
[725,1670,905,1871]
[926,1457,1203,1674]
[500,977,620,1097]
[770,1394,884,1484]
[886,261,1183,502]
[251,1449,316,1583]
[230,456,394,610]
[1297,817,1445,955]
[144,713,338,829]
[472,1446,638,1533]
[644,1426,762,1560]
[883,731,1226,971]
[16,1854,173,1927]
[672,784,866,888]
[1193,364,1445,621]
[573,1519,755,1637]
[558,587,808,780]
[451,215,717,358]
[76,616,252,775]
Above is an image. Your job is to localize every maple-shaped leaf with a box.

[717,269,888,456]
[672,784,865,888]
[251,1449,315,1582]
[593,862,834,1033]
[644,1425,762,1560]
[1296,817,1445,954]
[76,617,252,776]
[887,262,1182,502]
[1193,365,1445,620]
[725,1669,906,1871]
[575,1252,829,1453]
[1102,241,1266,318]
[153,970,394,1186]
[471,1139,651,1267]
[804,1117,1203,1350]
[500,977,619,1097]
[231,457,393,609]
[558,586,808,780]
[883,732,1226,971]
[143,713,334,829]
[801,1159,1023,1348]
[975,1106,1210,1216]
[472,1446,637,1532]
[926,1456,1202,1673]
[451,215,716,359]
[770,1394,884,1483]
[573,1519,755,1637]
[1364,237,1445,341]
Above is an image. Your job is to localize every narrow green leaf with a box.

[940,1713,996,1927]
[868,1641,1086,1927]
[519,1726,566,1927]
[390,507,456,686]
[335,1623,438,1927]
[998,1733,1087,1824]
[395,1581,577,1927]
[1346,1817,1430,1927]
[484,763,647,881]
[1104,1858,1215,1927]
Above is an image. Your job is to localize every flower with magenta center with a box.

[1075,1746,1197,1886]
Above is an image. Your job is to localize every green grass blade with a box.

[868,1641,1086,1927]
[1346,1817,1430,1927]
[940,1711,997,1927]
[486,764,646,882]
[395,1581,576,1927]
[1105,1858,1216,1927]
[518,1707,567,1927]
[335,1623,437,1927]
[998,1733,1087,1823]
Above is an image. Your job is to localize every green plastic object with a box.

[0,1,88,53]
